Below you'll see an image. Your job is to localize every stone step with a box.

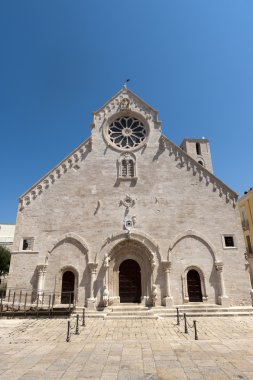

[109,307,151,312]
[156,308,253,314]
[105,315,158,320]
[159,312,253,318]
[174,304,253,309]
[72,304,253,319]
[107,311,154,316]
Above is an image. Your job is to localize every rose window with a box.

[108,117,146,149]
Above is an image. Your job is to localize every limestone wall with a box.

[7,89,251,307]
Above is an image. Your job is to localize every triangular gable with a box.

[94,87,158,115]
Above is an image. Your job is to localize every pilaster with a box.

[215,261,230,307]
[161,261,173,308]
[87,262,98,310]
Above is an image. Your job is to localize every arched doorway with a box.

[187,269,203,302]
[119,259,141,303]
[61,271,75,304]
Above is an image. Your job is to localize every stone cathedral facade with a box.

[7,88,252,309]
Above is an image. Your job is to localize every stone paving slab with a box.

[1,317,253,379]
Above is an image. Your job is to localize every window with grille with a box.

[22,238,34,251]
[222,235,236,248]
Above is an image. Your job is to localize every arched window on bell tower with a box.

[196,142,201,155]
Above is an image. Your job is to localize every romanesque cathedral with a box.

[7,88,251,310]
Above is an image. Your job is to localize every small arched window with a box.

[118,154,136,179]
[196,142,201,155]
[198,160,204,166]
[128,160,134,177]
[122,159,128,176]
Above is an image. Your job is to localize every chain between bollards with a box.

[181,313,199,340]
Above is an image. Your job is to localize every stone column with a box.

[161,261,173,308]
[215,261,229,307]
[103,255,110,307]
[246,254,253,304]
[87,263,98,310]
[36,264,48,302]
[149,256,156,306]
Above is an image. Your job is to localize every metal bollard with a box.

[184,313,188,334]
[12,292,16,317]
[75,314,80,335]
[68,292,71,313]
[48,294,51,317]
[193,320,198,340]
[36,296,39,318]
[52,293,55,317]
[176,307,180,325]
[24,292,27,318]
[82,308,86,326]
[66,320,71,342]
[18,290,22,310]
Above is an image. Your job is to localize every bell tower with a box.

[180,138,213,174]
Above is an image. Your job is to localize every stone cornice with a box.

[161,135,238,207]
[19,137,92,210]
[11,251,39,254]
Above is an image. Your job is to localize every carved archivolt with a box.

[97,229,161,264]
[48,233,90,261]
[168,229,219,262]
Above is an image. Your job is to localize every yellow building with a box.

[238,188,253,256]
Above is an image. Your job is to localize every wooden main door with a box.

[61,271,75,304]
[187,269,203,302]
[119,259,141,303]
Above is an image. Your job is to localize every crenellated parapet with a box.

[19,137,92,210]
[161,135,238,208]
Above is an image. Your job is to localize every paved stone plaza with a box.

[1,317,253,379]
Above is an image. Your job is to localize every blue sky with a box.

[1,1,253,223]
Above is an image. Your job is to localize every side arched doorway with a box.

[119,259,141,303]
[61,271,75,304]
[187,269,203,302]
